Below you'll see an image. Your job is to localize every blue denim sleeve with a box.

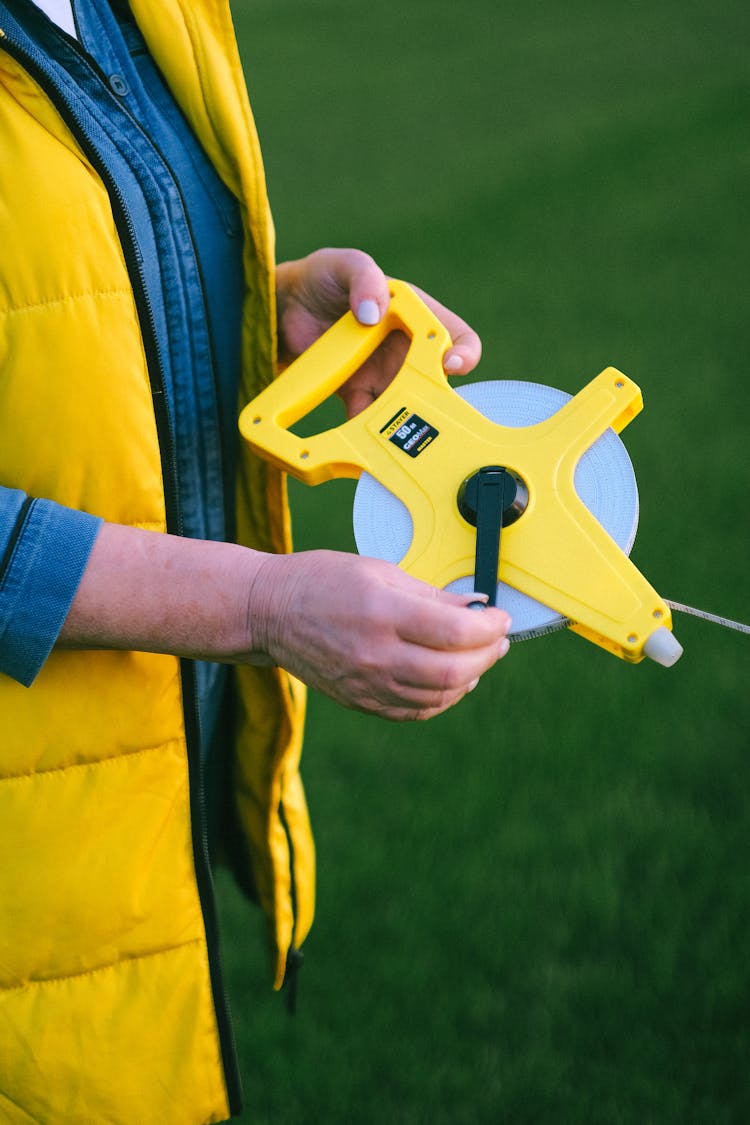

[0,487,103,686]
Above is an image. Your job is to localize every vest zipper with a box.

[181,657,243,1113]
[0,25,242,1115]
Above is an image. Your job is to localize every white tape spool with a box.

[352,380,640,641]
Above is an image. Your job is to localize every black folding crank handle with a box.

[457,465,529,608]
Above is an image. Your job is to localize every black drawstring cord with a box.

[283,947,304,1015]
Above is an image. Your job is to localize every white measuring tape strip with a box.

[508,602,750,646]
[664,601,750,635]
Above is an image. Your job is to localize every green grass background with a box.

[219,1,749,1121]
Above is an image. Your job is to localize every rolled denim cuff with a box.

[0,490,103,686]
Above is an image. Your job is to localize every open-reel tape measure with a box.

[239,280,685,667]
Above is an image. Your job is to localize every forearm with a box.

[57,520,512,722]
[57,522,267,663]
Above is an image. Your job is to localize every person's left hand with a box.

[275,248,482,418]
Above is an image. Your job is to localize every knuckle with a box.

[414,693,456,722]
[347,247,380,278]
[444,617,474,650]
[437,656,466,692]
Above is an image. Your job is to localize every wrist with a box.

[241,550,298,666]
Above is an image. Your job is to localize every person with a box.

[0,0,512,1120]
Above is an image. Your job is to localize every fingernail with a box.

[468,678,480,692]
[499,638,510,657]
[356,299,381,326]
[444,353,463,373]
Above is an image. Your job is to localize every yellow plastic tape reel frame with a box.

[239,280,682,666]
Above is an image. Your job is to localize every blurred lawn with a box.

[220,1,749,1121]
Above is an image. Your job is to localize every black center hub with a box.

[456,466,529,606]
[457,466,529,528]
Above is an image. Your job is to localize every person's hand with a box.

[275,248,482,418]
[246,549,511,721]
[60,525,511,721]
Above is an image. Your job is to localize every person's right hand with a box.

[245,549,511,721]
[60,526,511,721]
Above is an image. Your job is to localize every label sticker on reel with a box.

[380,407,439,458]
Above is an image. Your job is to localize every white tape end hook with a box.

[643,626,684,667]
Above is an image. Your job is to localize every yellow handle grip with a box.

[239,280,452,483]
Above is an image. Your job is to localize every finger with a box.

[382,694,471,723]
[385,578,512,650]
[323,666,469,721]
[402,602,511,653]
[365,680,475,723]
[409,283,482,375]
[340,386,378,419]
[380,667,501,722]
[321,249,390,325]
[390,635,511,694]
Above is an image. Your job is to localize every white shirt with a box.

[31,0,77,38]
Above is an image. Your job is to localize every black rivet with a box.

[109,74,129,96]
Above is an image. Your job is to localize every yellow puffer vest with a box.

[0,3,313,1121]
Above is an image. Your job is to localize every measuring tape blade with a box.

[665,601,750,635]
